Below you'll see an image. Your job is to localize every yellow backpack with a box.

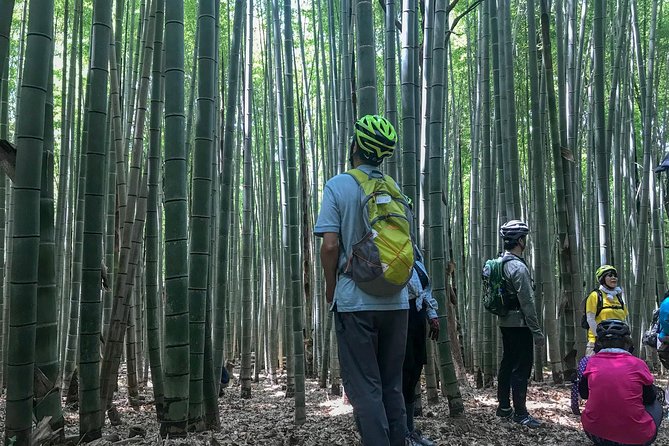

[343,168,414,296]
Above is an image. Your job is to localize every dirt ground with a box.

[1,371,668,445]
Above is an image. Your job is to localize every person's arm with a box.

[314,184,341,304]
[578,375,589,400]
[321,232,339,304]
[660,300,669,337]
[571,357,589,415]
[585,292,599,337]
[422,287,440,340]
[507,261,543,340]
[407,269,422,300]
[586,313,597,337]
[424,285,439,320]
[642,385,657,405]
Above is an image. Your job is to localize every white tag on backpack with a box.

[376,194,391,204]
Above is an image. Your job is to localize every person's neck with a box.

[508,246,524,257]
[352,159,378,169]
[600,283,620,293]
[350,147,380,169]
[599,347,631,355]
[352,153,374,168]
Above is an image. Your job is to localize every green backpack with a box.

[343,168,414,296]
[482,256,516,316]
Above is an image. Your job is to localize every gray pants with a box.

[335,309,409,446]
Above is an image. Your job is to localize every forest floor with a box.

[1,369,669,446]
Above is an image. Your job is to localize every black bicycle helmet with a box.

[596,319,630,341]
[499,219,530,240]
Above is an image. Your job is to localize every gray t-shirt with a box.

[314,164,409,312]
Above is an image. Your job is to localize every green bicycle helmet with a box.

[353,115,397,162]
[595,265,617,283]
[403,194,413,210]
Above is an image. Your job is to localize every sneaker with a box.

[495,406,513,419]
[409,430,436,446]
[405,435,420,446]
[513,414,542,428]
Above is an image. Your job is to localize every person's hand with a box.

[533,333,545,348]
[428,318,440,341]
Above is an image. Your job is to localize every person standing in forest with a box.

[656,291,669,367]
[654,291,669,403]
[495,220,544,428]
[403,247,439,446]
[315,115,412,446]
[584,265,628,356]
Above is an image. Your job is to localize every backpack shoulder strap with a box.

[345,168,367,185]
[499,255,514,277]
[616,294,625,310]
[501,253,527,268]
[382,174,403,196]
[500,255,514,265]
[593,289,625,316]
[595,289,604,317]
[499,255,518,294]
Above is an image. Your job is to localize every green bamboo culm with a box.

[99,0,158,410]
[0,65,7,392]
[400,0,418,206]
[103,104,115,335]
[355,0,377,116]
[202,2,221,424]
[57,0,81,369]
[0,1,15,83]
[283,0,306,425]
[161,0,190,437]
[34,57,64,440]
[146,0,166,422]
[214,0,245,393]
[427,0,464,416]
[270,0,292,396]
[239,0,254,400]
[383,0,399,180]
[5,0,54,443]
[188,0,216,427]
[78,0,113,440]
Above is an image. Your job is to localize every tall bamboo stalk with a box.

[160,0,190,436]
[428,0,463,416]
[240,0,254,400]
[187,0,216,428]
[214,0,246,392]
[285,0,306,424]
[5,0,53,443]
[145,0,165,419]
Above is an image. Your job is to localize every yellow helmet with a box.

[595,265,617,282]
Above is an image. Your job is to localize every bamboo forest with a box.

[1,0,669,444]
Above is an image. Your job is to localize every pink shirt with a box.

[581,352,655,444]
